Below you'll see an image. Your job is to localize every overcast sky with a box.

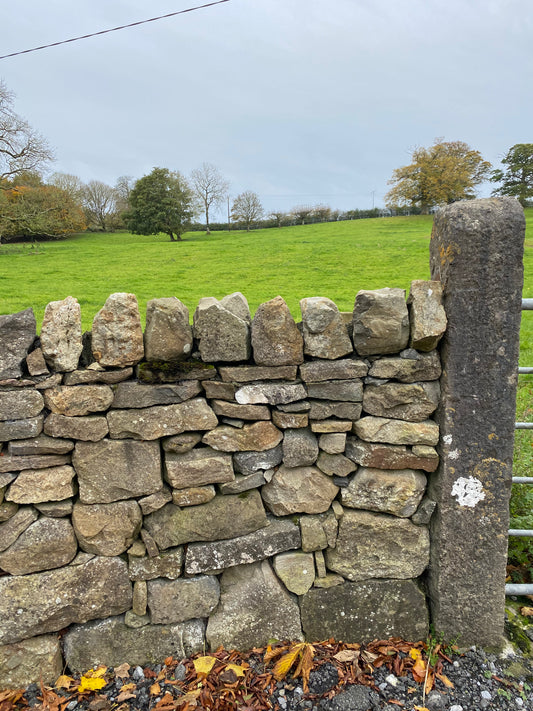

[0,0,531,217]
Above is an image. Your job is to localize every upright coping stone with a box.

[429,197,525,647]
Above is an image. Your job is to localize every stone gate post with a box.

[429,197,525,646]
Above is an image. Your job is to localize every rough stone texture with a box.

[0,416,43,442]
[112,381,202,409]
[428,197,524,646]
[0,556,132,645]
[407,280,447,351]
[362,381,440,422]
[307,380,363,402]
[273,551,315,595]
[92,293,144,367]
[0,634,63,689]
[8,434,74,456]
[147,575,220,624]
[162,432,202,453]
[262,465,339,515]
[325,509,430,581]
[138,487,173,515]
[40,296,83,372]
[316,452,356,477]
[299,510,338,552]
[212,399,271,421]
[72,501,142,555]
[353,416,439,445]
[0,390,43,421]
[63,616,204,671]
[43,385,114,416]
[133,580,148,616]
[352,288,409,356]
[282,428,319,467]
[219,365,297,382]
[35,499,73,518]
[300,297,353,359]
[108,398,218,440]
[233,445,283,474]
[270,411,305,429]
[0,453,70,474]
[143,490,268,549]
[235,382,307,405]
[185,516,301,574]
[25,348,49,376]
[144,297,193,361]
[300,359,368,382]
[202,380,236,401]
[63,367,133,385]
[193,297,251,362]
[218,471,266,494]
[206,560,303,649]
[412,496,437,526]
[251,296,304,366]
[6,465,76,504]
[341,467,427,517]
[368,349,441,383]
[319,433,346,454]
[345,438,439,472]
[0,309,36,379]
[73,439,161,504]
[310,420,353,433]
[129,547,183,581]
[137,360,216,384]
[172,485,216,507]
[278,400,311,413]
[0,506,39,552]
[202,421,282,452]
[313,574,344,589]
[308,400,362,421]
[44,413,109,441]
[300,580,429,643]
[0,517,78,575]
[0,502,18,522]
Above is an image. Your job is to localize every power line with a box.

[0,1,230,61]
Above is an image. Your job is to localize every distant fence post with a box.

[428,197,525,647]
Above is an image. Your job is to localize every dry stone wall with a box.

[0,283,446,689]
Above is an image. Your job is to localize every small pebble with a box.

[132,665,144,681]
[449,706,464,711]
[516,699,524,708]
[174,664,187,681]
[481,690,491,700]
[67,702,78,711]
[278,696,287,709]
[385,673,398,687]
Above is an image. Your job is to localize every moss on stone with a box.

[137,359,216,384]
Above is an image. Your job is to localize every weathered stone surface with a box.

[212,399,271,421]
[316,452,356,477]
[138,487,173,515]
[202,421,282,452]
[0,506,38,552]
[124,610,150,627]
[72,501,142,555]
[73,439,161,504]
[129,547,183,580]
[0,390,43,421]
[341,467,427,517]
[300,580,429,643]
[262,465,339,516]
[273,551,315,595]
[252,296,304,366]
[353,288,409,356]
[368,350,441,383]
[8,434,74,456]
[25,348,49,376]
[0,452,70,474]
[206,560,303,650]
[137,360,216,384]
[353,416,439,446]
[325,509,430,581]
[313,574,344,589]
[307,380,363,403]
[193,297,251,362]
[319,433,346,454]
[235,382,307,405]
[407,280,447,351]
[6,465,75,504]
[133,580,148,616]
[0,416,43,442]
[40,296,83,372]
[272,410,308,429]
[299,510,338,552]
[314,549,327,577]
[299,359,368,383]
[0,634,63,689]
[0,309,36,379]
[362,381,440,422]
[233,445,283,474]
[308,400,362,421]
[144,297,193,361]
[345,438,439,472]
[0,517,78,575]
[310,420,353,433]
[63,616,204,670]
[278,400,311,413]
[300,297,353,359]
[113,381,202,410]
[185,516,301,574]
[0,502,18,522]
[144,490,268,549]
[219,471,266,494]
[219,365,297,382]
[108,398,218,440]
[202,380,236,401]
[63,367,133,385]
[44,413,109,441]
[162,432,202,453]
[92,293,144,367]
[43,385,114,416]
[412,496,437,525]
[0,556,132,645]
[147,575,220,624]
[34,373,63,390]
[282,428,319,467]
[35,499,73,517]
[172,485,216,506]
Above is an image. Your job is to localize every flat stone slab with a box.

[111,381,202,409]
[202,421,282,452]
[235,382,307,405]
[345,438,439,472]
[362,381,440,422]
[63,367,133,385]
[44,414,109,441]
[262,465,339,516]
[219,365,298,382]
[147,575,220,624]
[5,465,76,504]
[341,467,427,517]
[211,399,271,421]
[0,517,78,575]
[0,416,43,442]
[353,416,439,446]
[0,453,70,474]
[8,434,74,456]
[300,359,368,382]
[0,634,63,689]
[368,350,441,383]
[307,380,363,402]
[129,547,183,581]
[0,390,43,421]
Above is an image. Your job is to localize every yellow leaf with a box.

[293,643,315,692]
[193,655,217,676]
[436,672,454,688]
[54,674,75,689]
[272,643,304,681]
[410,648,422,661]
[414,707,431,711]
[119,683,137,693]
[78,676,107,693]
[150,682,161,696]
[175,689,202,707]
[520,606,533,616]
[225,663,247,677]
[83,665,107,678]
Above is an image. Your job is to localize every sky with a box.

[0,0,531,218]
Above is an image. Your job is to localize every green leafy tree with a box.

[491,144,533,206]
[385,138,492,214]
[231,191,263,231]
[125,167,196,241]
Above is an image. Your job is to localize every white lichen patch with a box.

[451,476,486,508]
[449,449,460,460]
[443,434,453,445]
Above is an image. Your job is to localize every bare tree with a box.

[312,204,332,222]
[231,191,263,231]
[190,163,229,233]
[49,172,84,203]
[82,180,117,232]
[291,205,314,225]
[269,209,290,228]
[0,81,54,184]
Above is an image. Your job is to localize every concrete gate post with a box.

[428,197,525,647]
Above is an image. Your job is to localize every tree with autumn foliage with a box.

[385,139,492,214]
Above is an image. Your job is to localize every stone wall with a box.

[0,282,448,688]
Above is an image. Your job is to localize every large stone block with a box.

[0,506,38,552]
[345,438,438,472]
[235,382,307,405]
[202,421,282,452]
[5,465,75,504]
[362,381,440,422]
[211,399,271,420]
[8,434,74,456]
[368,349,442,383]
[92,293,144,367]
[251,296,303,366]
[63,367,133,385]
[129,547,183,581]
[299,358,368,382]
[262,464,339,516]
[0,390,43,421]
[165,447,234,489]
[352,288,409,356]
[300,297,353,359]
[407,280,447,351]
[341,467,427,517]
[0,453,70,474]
[40,296,83,372]
[43,385,114,416]
[307,380,363,402]
[219,365,298,382]
[282,427,319,467]
[0,416,43,442]
[72,500,142,555]
[233,445,283,474]
[112,381,202,409]
[144,297,193,361]
[273,551,315,595]
[0,556,132,645]
[147,575,220,624]
[0,634,63,690]
[44,413,109,441]
[0,308,36,379]
[107,398,218,439]
[0,517,78,575]
[308,400,362,421]
[353,416,439,446]
[193,295,251,362]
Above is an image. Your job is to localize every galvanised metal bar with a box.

[515,422,533,429]
[509,529,533,536]
[522,299,533,310]
[512,477,533,483]
[518,367,533,374]
[505,583,533,595]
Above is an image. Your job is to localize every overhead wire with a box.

[0,0,230,61]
